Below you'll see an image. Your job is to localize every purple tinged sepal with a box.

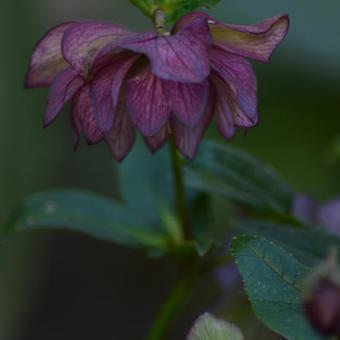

[62,21,132,74]
[144,127,169,153]
[210,48,258,127]
[172,87,215,159]
[25,22,74,88]
[90,52,140,132]
[120,15,212,83]
[104,91,136,161]
[164,79,209,128]
[43,67,84,127]
[71,85,103,145]
[126,66,171,136]
[210,14,290,63]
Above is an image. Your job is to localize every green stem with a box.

[147,266,198,340]
[169,137,191,240]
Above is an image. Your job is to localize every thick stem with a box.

[153,9,165,35]
[147,266,198,340]
[169,137,191,240]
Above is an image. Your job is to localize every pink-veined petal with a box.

[25,22,73,88]
[43,67,84,127]
[212,76,237,140]
[72,85,103,145]
[104,91,136,161]
[210,48,258,126]
[164,79,209,128]
[172,88,215,159]
[210,14,289,63]
[90,52,139,132]
[126,66,171,136]
[120,16,211,82]
[144,126,169,153]
[62,21,132,74]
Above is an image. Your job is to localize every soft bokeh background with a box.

[0,0,339,339]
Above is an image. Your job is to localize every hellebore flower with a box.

[26,11,289,160]
[89,11,289,159]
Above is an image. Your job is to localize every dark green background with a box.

[0,0,339,339]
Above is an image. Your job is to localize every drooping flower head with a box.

[25,11,289,160]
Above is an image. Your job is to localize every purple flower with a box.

[25,12,289,160]
[292,194,340,236]
[25,21,134,159]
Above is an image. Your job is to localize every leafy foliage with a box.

[1,140,213,258]
[231,235,324,340]
[157,0,220,24]
[185,140,294,214]
[128,0,220,24]
[128,0,156,17]
[186,313,244,340]
[234,220,340,266]
[2,189,170,254]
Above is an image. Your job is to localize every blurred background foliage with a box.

[0,0,339,339]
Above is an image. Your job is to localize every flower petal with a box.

[104,91,136,161]
[318,199,340,236]
[62,21,131,74]
[43,67,84,127]
[72,85,103,145]
[126,66,171,136]
[210,14,289,63]
[90,52,139,132]
[172,12,207,33]
[144,127,169,153]
[164,79,209,128]
[25,22,73,88]
[172,88,214,159]
[210,48,258,126]
[292,194,319,225]
[212,76,237,140]
[120,16,211,82]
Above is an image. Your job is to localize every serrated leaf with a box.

[235,220,340,266]
[231,236,324,340]
[2,189,169,253]
[186,312,244,340]
[185,140,294,214]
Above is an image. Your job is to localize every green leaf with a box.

[231,236,324,340]
[119,138,211,258]
[157,0,221,24]
[128,0,156,17]
[185,140,294,214]
[128,0,220,25]
[235,220,340,266]
[186,312,244,340]
[2,189,169,254]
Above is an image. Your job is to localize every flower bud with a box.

[304,279,340,336]
[302,249,340,338]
